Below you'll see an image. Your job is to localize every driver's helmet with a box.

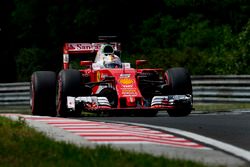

[103,54,122,68]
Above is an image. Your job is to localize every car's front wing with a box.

[66,95,193,112]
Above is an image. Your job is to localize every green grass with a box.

[194,103,250,112]
[0,106,31,114]
[0,116,215,167]
[1,103,250,116]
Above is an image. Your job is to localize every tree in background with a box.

[128,0,250,75]
[0,0,16,82]
[235,20,250,74]
[1,0,250,82]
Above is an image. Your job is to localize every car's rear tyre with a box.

[57,69,82,117]
[165,67,193,117]
[31,71,57,116]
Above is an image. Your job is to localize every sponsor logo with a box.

[121,89,137,96]
[119,78,134,85]
[120,74,131,78]
[67,43,102,51]
[68,43,92,50]
[121,85,133,88]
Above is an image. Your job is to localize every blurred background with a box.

[1,0,250,82]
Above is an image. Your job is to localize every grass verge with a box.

[1,103,250,116]
[193,103,250,112]
[0,116,215,167]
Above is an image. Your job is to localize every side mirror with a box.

[136,60,148,68]
[80,61,92,67]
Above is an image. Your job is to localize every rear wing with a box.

[63,42,121,54]
[63,42,121,69]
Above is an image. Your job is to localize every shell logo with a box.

[119,78,134,85]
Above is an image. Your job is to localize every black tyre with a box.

[165,67,193,117]
[31,71,57,116]
[57,69,82,117]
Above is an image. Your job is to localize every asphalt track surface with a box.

[80,111,250,151]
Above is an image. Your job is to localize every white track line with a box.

[114,121,250,162]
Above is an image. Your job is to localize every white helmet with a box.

[94,44,122,68]
[103,54,122,68]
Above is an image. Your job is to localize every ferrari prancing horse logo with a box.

[96,71,101,82]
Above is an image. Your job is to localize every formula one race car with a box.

[31,38,193,117]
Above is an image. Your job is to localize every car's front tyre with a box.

[165,67,193,117]
[57,69,82,117]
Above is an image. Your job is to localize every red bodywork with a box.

[62,42,174,112]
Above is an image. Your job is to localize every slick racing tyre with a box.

[31,71,57,116]
[57,69,82,117]
[165,67,193,117]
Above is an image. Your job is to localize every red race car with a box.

[31,39,193,117]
